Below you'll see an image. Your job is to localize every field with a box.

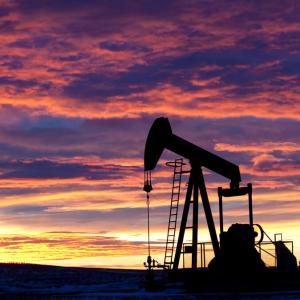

[0,264,300,299]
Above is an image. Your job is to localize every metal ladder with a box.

[164,158,185,269]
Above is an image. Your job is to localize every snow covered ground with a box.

[0,264,300,299]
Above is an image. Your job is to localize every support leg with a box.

[192,171,198,269]
[248,183,253,228]
[218,187,224,235]
[198,168,220,256]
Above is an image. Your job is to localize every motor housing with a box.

[209,223,266,274]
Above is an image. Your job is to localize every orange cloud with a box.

[215,142,300,153]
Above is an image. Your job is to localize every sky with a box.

[0,0,300,268]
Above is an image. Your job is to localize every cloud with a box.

[215,142,300,153]
[0,0,298,121]
[0,159,136,180]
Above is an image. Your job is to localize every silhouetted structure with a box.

[143,117,298,291]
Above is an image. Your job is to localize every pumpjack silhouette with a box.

[143,117,299,292]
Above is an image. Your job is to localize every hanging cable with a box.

[146,191,151,257]
[143,171,153,266]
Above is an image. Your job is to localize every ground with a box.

[0,264,300,299]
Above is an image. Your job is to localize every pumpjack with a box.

[143,117,298,281]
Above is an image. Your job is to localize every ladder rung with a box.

[185,226,193,229]
[180,170,191,174]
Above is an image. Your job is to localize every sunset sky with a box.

[0,0,300,268]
